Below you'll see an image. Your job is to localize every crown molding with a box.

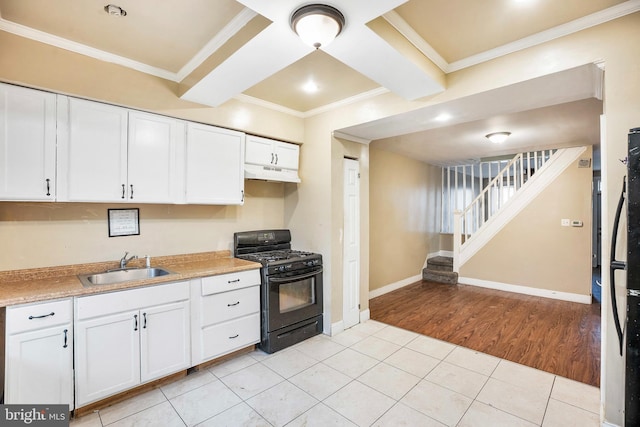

[0,17,178,82]
[384,0,640,74]
[382,10,449,73]
[332,131,372,145]
[234,87,390,119]
[302,87,390,118]
[233,94,305,118]
[447,0,640,72]
[2,1,637,117]
[176,8,257,82]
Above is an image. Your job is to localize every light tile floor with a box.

[70,320,600,427]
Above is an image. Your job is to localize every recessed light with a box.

[302,81,319,93]
[434,113,452,122]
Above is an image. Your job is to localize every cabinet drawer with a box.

[76,281,189,321]
[201,269,260,295]
[201,286,259,326]
[200,313,260,360]
[7,299,72,334]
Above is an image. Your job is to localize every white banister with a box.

[453,210,462,273]
[448,149,558,255]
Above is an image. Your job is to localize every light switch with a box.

[561,219,570,226]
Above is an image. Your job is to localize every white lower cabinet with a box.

[191,269,261,364]
[74,281,190,407]
[4,298,73,408]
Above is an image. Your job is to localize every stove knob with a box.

[278,266,286,272]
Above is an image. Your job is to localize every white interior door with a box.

[343,158,360,329]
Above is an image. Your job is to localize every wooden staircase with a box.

[422,256,458,285]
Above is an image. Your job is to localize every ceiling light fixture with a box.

[290,4,345,49]
[104,4,127,17]
[302,80,319,93]
[485,131,511,144]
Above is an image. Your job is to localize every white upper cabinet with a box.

[0,83,56,201]
[57,97,186,203]
[185,122,245,205]
[245,135,300,183]
[128,111,185,203]
[57,97,128,202]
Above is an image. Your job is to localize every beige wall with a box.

[0,31,304,143]
[0,181,285,270]
[0,29,304,270]
[2,11,640,425]
[369,147,441,291]
[460,148,593,296]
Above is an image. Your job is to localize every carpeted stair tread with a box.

[422,268,458,285]
[426,256,454,272]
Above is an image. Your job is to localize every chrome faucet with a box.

[120,252,138,270]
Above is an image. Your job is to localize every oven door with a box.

[265,267,323,332]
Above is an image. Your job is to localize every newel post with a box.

[453,210,462,273]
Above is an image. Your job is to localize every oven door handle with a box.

[269,268,323,283]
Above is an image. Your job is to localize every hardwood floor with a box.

[370,280,601,387]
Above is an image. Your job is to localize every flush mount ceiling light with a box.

[290,4,345,49]
[485,131,511,144]
[104,4,127,16]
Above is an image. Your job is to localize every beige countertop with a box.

[0,251,262,307]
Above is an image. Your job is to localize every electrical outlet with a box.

[561,218,570,226]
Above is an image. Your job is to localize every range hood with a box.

[244,163,301,183]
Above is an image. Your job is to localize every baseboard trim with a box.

[601,422,620,427]
[458,276,592,304]
[331,309,371,336]
[369,274,422,299]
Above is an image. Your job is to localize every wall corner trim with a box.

[360,309,371,323]
[330,320,344,337]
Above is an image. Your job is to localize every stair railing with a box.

[456,149,556,241]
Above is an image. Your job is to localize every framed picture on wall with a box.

[108,208,140,237]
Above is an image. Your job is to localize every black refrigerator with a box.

[611,127,640,425]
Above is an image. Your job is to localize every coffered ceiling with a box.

[1,0,635,164]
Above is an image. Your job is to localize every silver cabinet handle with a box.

[227,301,240,307]
[63,329,68,348]
[227,278,240,284]
[29,312,55,320]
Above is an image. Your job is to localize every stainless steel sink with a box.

[78,267,174,287]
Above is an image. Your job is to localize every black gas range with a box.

[233,230,323,353]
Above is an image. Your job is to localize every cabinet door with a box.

[57,97,128,202]
[0,83,56,201]
[5,325,73,406]
[140,301,190,383]
[185,123,244,205]
[75,310,140,406]
[128,111,185,203]
[245,135,275,166]
[273,141,299,170]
